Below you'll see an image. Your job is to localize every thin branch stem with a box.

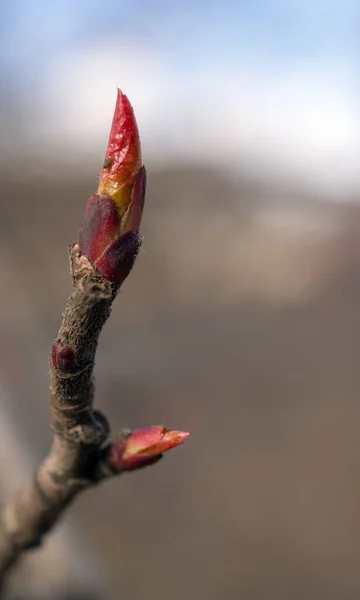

[0,245,129,587]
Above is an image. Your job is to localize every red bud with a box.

[51,342,75,371]
[77,90,146,287]
[109,426,190,471]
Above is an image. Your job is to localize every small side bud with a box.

[108,425,190,471]
[51,342,76,371]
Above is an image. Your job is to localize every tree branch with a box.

[0,246,119,584]
[0,89,189,592]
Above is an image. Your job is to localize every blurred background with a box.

[1,1,360,598]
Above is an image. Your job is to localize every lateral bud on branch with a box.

[108,426,191,471]
[51,342,76,371]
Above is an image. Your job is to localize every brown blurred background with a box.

[1,1,360,599]
[1,160,360,599]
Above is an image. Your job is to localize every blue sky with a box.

[2,0,358,79]
[0,1,359,194]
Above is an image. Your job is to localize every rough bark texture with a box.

[0,243,134,588]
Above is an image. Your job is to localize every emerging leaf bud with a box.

[78,89,146,286]
[109,426,190,471]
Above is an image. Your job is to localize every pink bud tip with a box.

[51,342,75,371]
[97,89,143,212]
[109,426,190,471]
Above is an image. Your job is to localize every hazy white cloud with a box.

[19,40,360,195]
